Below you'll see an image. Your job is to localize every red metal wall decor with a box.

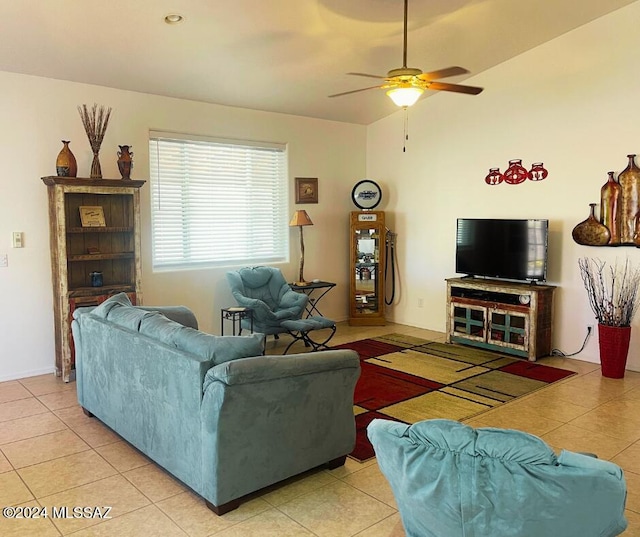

[484,160,548,186]
[484,168,504,185]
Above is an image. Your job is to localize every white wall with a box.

[367,1,640,370]
[0,72,366,381]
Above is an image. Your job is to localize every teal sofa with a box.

[72,293,360,514]
[368,419,627,537]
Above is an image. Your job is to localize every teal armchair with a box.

[226,266,308,335]
[368,419,627,537]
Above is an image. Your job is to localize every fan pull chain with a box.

[403,107,409,152]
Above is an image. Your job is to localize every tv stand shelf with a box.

[446,278,556,361]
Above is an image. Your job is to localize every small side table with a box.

[221,307,253,336]
[290,281,336,318]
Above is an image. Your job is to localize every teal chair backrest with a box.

[368,419,627,537]
[226,266,308,335]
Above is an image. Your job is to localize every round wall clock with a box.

[352,179,382,210]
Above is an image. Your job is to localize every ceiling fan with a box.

[329,0,483,108]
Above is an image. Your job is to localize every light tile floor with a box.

[1,322,639,536]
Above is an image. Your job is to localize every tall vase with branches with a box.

[78,104,112,179]
[578,257,640,377]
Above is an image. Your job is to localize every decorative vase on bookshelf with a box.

[600,171,621,245]
[117,145,133,180]
[572,203,610,246]
[618,154,640,244]
[56,141,77,177]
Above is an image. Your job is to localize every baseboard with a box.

[0,367,57,383]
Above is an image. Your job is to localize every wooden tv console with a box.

[446,278,556,361]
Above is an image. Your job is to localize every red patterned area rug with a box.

[332,333,576,462]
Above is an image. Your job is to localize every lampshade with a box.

[289,210,313,227]
[386,86,424,107]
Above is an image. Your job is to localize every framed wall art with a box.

[295,177,318,204]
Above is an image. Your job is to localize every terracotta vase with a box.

[528,162,548,181]
[56,140,77,177]
[503,159,528,185]
[600,171,621,245]
[618,154,640,244]
[572,203,611,246]
[117,145,133,180]
[485,168,504,185]
[598,324,631,378]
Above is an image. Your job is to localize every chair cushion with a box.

[281,316,335,332]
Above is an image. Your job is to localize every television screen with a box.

[455,219,548,282]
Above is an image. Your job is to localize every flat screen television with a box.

[455,218,549,282]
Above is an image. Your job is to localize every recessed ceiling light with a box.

[164,14,184,24]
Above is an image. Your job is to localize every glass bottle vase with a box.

[618,154,640,244]
[572,203,611,246]
[600,171,621,245]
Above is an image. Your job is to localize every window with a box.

[149,132,288,270]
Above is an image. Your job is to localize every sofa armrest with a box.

[558,450,624,479]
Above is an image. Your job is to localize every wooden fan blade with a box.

[328,85,382,98]
[427,81,483,95]
[347,72,387,79]
[418,66,469,81]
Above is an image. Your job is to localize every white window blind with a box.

[149,132,288,270]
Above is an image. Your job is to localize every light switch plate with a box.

[12,232,23,248]
[0,254,7,267]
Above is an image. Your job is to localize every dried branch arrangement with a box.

[578,257,640,327]
[77,103,112,178]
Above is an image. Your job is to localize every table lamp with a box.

[289,210,314,286]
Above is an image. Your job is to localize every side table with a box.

[221,307,253,336]
[290,281,336,318]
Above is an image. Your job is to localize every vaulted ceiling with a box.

[1,0,635,124]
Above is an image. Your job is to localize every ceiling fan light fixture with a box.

[386,86,424,107]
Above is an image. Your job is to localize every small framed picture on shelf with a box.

[295,177,318,204]
[79,206,106,227]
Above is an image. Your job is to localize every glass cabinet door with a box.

[353,228,380,315]
[349,211,385,326]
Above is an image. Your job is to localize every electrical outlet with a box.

[417,297,424,308]
[0,254,7,267]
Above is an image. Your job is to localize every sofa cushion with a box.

[173,328,264,365]
[90,292,133,318]
[106,305,150,332]
[139,311,185,347]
